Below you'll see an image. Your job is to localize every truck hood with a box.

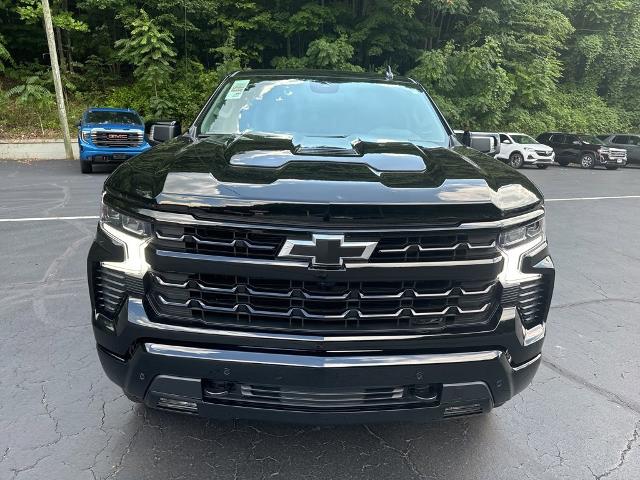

[104,133,543,225]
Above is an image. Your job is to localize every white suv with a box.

[495,133,555,169]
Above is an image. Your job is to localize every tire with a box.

[536,164,549,170]
[606,165,619,170]
[509,152,525,169]
[580,153,596,169]
[80,161,93,174]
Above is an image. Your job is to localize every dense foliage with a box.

[1,0,640,137]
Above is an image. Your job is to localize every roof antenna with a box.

[385,65,394,81]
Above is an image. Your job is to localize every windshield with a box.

[510,134,539,144]
[578,134,604,145]
[198,78,449,146]
[86,111,142,125]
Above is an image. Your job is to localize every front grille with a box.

[535,150,552,157]
[202,381,440,411]
[153,225,499,263]
[369,231,497,262]
[93,266,144,315]
[502,278,549,328]
[155,225,284,259]
[147,271,501,334]
[90,130,144,147]
[607,149,626,159]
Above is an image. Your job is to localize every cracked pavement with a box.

[0,160,639,479]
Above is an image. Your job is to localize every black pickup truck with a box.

[88,70,554,423]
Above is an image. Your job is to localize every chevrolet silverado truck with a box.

[88,70,554,423]
[78,107,151,173]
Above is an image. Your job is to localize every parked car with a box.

[598,134,640,166]
[77,107,152,173]
[495,133,555,169]
[537,132,625,169]
[88,70,554,423]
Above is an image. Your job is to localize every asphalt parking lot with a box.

[1,159,639,480]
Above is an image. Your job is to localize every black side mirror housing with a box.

[146,120,181,144]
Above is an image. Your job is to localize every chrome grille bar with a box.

[156,232,276,250]
[152,274,496,301]
[379,241,496,254]
[156,294,491,319]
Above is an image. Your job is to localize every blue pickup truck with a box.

[77,107,152,173]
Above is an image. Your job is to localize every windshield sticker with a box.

[225,80,250,100]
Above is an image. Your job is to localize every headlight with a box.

[99,202,152,277]
[100,203,152,237]
[499,216,545,249]
[81,130,91,142]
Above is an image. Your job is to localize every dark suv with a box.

[88,70,554,423]
[598,134,640,166]
[537,132,624,169]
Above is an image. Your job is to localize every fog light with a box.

[157,397,198,412]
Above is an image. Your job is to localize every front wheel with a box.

[536,164,549,170]
[509,152,525,169]
[80,161,92,174]
[580,153,596,169]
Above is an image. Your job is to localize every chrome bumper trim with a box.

[144,342,503,368]
[512,353,542,372]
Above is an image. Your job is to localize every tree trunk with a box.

[55,27,67,73]
[41,0,74,160]
[66,31,73,74]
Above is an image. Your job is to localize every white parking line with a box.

[546,195,640,202]
[0,215,99,223]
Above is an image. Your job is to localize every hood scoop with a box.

[228,135,428,174]
[292,135,360,156]
[230,150,426,173]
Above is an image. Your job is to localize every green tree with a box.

[114,9,176,114]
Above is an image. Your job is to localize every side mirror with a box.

[147,120,181,144]
[501,139,511,144]
[468,133,500,155]
[572,140,581,145]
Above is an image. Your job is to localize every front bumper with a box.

[97,334,541,423]
[78,140,151,162]
[601,155,626,166]
[524,152,555,164]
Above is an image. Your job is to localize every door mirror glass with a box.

[147,120,181,144]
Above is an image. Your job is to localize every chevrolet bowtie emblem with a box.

[278,234,378,267]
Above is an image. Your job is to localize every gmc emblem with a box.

[107,133,128,140]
